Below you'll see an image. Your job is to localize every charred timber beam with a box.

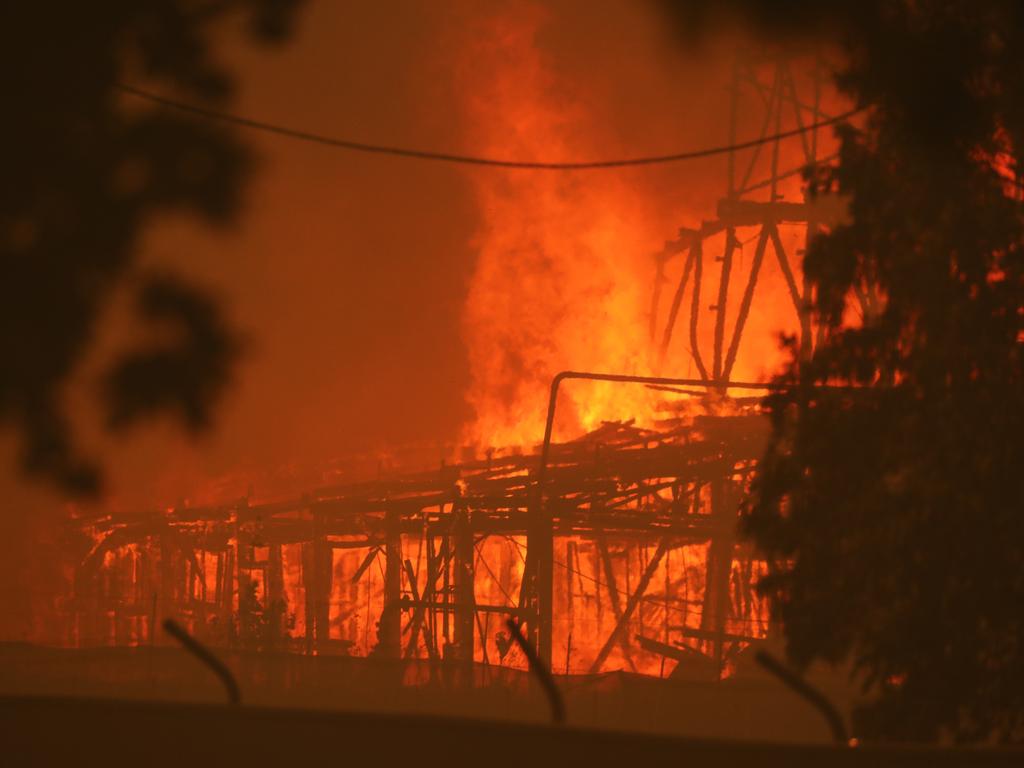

[399,598,525,616]
[669,625,764,645]
[85,514,746,552]
[722,227,770,381]
[452,499,475,664]
[594,526,638,672]
[635,634,714,665]
[654,220,728,263]
[657,243,695,370]
[768,223,804,322]
[700,478,736,676]
[636,635,718,681]
[716,199,812,227]
[688,238,709,380]
[266,544,284,650]
[350,546,381,583]
[588,533,673,674]
[712,229,737,381]
[309,506,331,654]
[402,559,438,661]
[716,196,847,230]
[380,509,402,658]
[425,533,439,653]
[158,525,174,643]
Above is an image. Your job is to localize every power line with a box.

[115,83,863,171]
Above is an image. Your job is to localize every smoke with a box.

[1,1,838,643]
[452,2,817,447]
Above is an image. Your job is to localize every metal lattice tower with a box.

[651,48,843,381]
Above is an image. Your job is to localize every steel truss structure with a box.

[651,48,837,375]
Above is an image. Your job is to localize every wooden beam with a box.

[380,509,402,658]
[716,199,813,227]
[453,502,475,663]
[722,226,770,381]
[768,222,804,321]
[588,534,672,674]
[350,546,381,584]
[657,244,696,371]
[688,239,710,381]
[669,625,764,645]
[594,527,638,673]
[712,230,737,381]
[402,558,438,662]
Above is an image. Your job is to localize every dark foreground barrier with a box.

[1,694,1021,768]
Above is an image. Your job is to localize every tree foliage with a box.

[667,0,1024,742]
[0,1,304,494]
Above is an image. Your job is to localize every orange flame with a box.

[458,8,670,448]
[457,7,831,449]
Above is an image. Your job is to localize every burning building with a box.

[67,37,849,702]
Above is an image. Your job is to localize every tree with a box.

[665,1,1024,743]
[0,1,304,495]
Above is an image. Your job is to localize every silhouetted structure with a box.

[72,50,834,686]
[73,390,771,681]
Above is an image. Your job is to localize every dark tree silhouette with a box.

[0,2,304,494]
[666,1,1024,743]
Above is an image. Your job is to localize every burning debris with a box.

[70,42,835,687]
[73,388,772,681]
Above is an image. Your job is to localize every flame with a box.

[62,7,840,684]
[458,7,668,447]
[457,7,827,449]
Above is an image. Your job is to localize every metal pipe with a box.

[507,618,565,725]
[163,619,240,705]
[755,650,850,745]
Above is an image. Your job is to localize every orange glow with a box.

[458,8,666,447]
[65,7,846,683]
[457,7,839,449]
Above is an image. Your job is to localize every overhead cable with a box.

[115,83,863,171]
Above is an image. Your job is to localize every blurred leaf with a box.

[0,1,304,495]
[103,275,241,433]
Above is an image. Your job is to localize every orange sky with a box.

[75,0,752,507]
[0,1,838,640]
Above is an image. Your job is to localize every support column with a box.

[159,525,174,639]
[312,509,331,653]
[302,539,315,655]
[266,544,285,651]
[452,500,475,666]
[700,477,737,677]
[528,481,555,668]
[220,545,235,647]
[235,514,250,647]
[380,507,402,658]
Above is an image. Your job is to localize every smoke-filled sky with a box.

[1,0,823,527]
[0,0,843,641]
[59,0,755,507]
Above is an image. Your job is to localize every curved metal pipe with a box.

[163,619,241,706]
[507,618,565,725]
[754,650,849,745]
